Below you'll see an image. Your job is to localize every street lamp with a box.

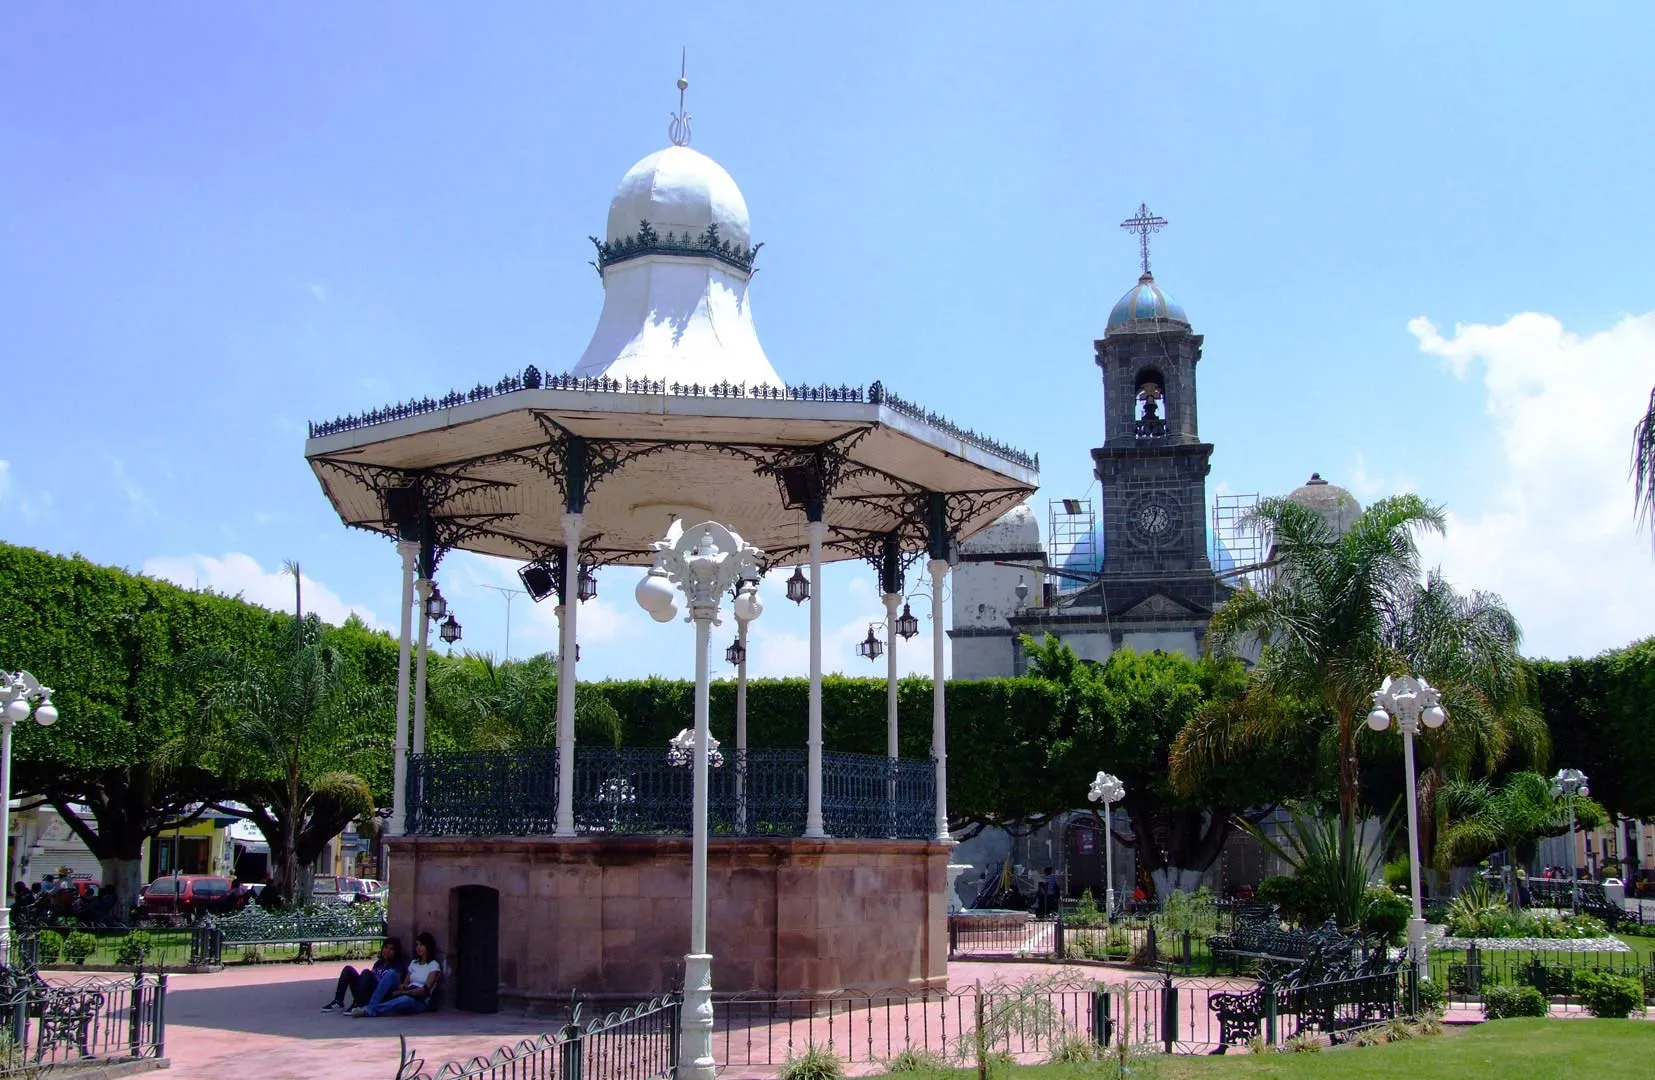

[2,671,58,949]
[1087,771,1125,919]
[1367,674,1446,981]
[425,585,448,622]
[856,624,885,662]
[439,614,462,645]
[1551,768,1589,915]
[634,519,763,1080]
[578,565,599,603]
[894,603,920,641]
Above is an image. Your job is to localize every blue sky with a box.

[3,2,1652,676]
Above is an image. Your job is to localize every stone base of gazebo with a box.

[387,835,951,1006]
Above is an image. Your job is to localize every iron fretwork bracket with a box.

[517,412,672,515]
[316,458,519,572]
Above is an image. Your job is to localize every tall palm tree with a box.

[1435,771,1603,908]
[190,614,380,906]
[1206,494,1446,822]
[424,652,621,752]
[1635,387,1655,542]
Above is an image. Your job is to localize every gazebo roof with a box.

[305,371,1039,568]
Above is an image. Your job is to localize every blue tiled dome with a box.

[1106,272,1188,334]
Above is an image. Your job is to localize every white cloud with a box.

[1409,310,1655,659]
[110,458,157,518]
[0,460,9,500]
[0,460,52,524]
[141,553,382,629]
[1346,453,1416,504]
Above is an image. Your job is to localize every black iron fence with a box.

[710,971,1414,1065]
[1429,946,1655,1009]
[394,994,678,1080]
[947,911,1234,973]
[0,970,166,1073]
[407,747,937,840]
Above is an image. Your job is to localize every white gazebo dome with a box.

[574,143,782,389]
[605,146,751,252]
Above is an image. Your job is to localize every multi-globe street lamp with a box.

[1367,674,1447,980]
[1550,768,1590,915]
[1087,771,1125,919]
[634,519,763,1080]
[1,671,59,948]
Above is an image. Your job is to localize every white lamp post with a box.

[1550,768,1589,915]
[1,671,59,950]
[1367,674,1447,980]
[1087,771,1125,920]
[634,519,762,1080]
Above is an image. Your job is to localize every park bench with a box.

[199,904,388,964]
[1206,906,1329,976]
[1526,880,1626,926]
[0,965,107,1060]
[1208,921,1405,1049]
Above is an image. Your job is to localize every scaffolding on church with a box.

[1047,497,1098,596]
[1211,492,1269,590]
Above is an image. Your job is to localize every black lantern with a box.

[895,602,920,640]
[426,585,448,622]
[856,624,885,662]
[785,566,811,605]
[577,565,598,603]
[439,614,462,645]
[725,635,746,666]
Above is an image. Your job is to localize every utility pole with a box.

[478,584,528,661]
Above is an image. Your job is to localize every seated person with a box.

[353,932,440,1017]
[323,938,405,1012]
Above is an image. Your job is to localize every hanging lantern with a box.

[856,624,885,662]
[725,636,746,666]
[895,602,920,640]
[439,614,462,644]
[426,586,448,622]
[577,565,598,603]
[785,566,811,605]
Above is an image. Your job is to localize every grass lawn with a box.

[882,1020,1654,1080]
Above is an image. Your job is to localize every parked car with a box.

[311,875,373,905]
[139,875,242,919]
[361,879,387,903]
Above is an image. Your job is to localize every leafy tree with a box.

[423,652,620,751]
[1028,638,1317,896]
[0,543,265,911]
[188,614,381,906]
[1434,771,1604,908]
[1531,637,1655,823]
[1206,494,1447,823]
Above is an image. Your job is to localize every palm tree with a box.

[1635,387,1655,542]
[1206,494,1446,822]
[424,652,621,752]
[190,614,380,906]
[1435,771,1604,908]
[1385,573,1547,880]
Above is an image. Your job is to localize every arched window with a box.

[1134,369,1168,440]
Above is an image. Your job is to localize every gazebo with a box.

[302,100,1037,1005]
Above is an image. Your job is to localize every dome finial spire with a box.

[1119,202,1168,277]
[668,48,692,147]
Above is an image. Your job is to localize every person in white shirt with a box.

[353,932,441,1017]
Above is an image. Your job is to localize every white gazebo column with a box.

[804,517,828,838]
[735,618,749,833]
[389,540,418,837]
[554,513,585,838]
[928,557,950,841]
[412,577,433,757]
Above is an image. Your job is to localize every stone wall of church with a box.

[950,630,1018,681]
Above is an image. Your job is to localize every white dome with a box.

[960,502,1041,553]
[606,146,750,251]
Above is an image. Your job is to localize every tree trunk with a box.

[1337,709,1360,825]
[1126,803,1235,899]
[98,857,144,921]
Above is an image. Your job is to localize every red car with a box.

[139,875,242,918]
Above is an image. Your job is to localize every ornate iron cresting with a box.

[395,992,680,1080]
[0,966,166,1067]
[406,747,937,840]
[306,370,1037,471]
[591,220,763,275]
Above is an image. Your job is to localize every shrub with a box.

[778,1043,843,1080]
[1285,1032,1323,1052]
[61,932,96,965]
[1383,857,1412,892]
[883,1047,946,1073]
[1483,984,1547,1019]
[1518,960,1575,997]
[1047,1036,1096,1064]
[1257,875,1325,927]
[1158,888,1218,936]
[1070,890,1106,927]
[1575,972,1643,1019]
[115,932,153,968]
[1415,978,1446,1014]
[35,932,63,965]
[1361,887,1411,946]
